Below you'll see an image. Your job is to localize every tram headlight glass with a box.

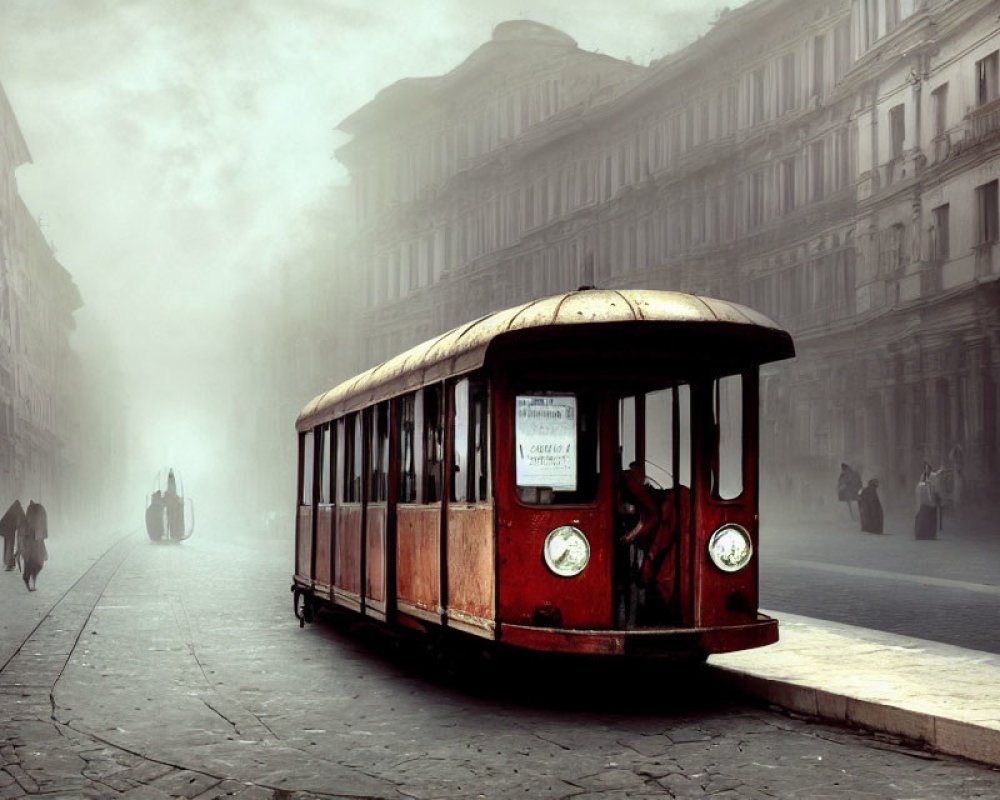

[707,524,753,573]
[543,525,590,577]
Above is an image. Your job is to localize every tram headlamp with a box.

[707,524,753,573]
[543,525,590,577]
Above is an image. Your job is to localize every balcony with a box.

[974,241,999,279]
[963,97,1000,148]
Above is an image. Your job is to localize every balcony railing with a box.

[964,97,1000,147]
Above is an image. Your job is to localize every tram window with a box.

[319,424,332,504]
[335,419,346,504]
[366,402,390,502]
[451,376,490,503]
[399,392,424,503]
[299,430,314,505]
[343,413,362,502]
[423,384,444,503]
[713,374,743,500]
[645,386,692,489]
[515,393,599,505]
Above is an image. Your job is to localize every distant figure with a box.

[858,479,883,535]
[163,469,185,540]
[948,443,965,508]
[146,490,165,541]
[837,463,863,519]
[18,500,48,591]
[915,462,940,540]
[0,499,25,571]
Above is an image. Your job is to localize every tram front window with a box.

[514,393,599,505]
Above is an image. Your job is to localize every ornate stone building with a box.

[0,82,83,511]
[336,2,1000,511]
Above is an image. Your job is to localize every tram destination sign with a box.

[515,395,577,491]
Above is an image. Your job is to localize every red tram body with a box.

[292,289,794,658]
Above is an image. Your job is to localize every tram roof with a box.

[296,288,794,429]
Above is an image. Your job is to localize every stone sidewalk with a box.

[712,611,1000,768]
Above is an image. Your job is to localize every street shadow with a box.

[309,607,741,718]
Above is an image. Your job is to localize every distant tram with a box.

[292,289,794,658]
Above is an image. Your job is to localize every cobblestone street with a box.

[1,529,998,798]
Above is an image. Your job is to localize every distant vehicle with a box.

[292,288,794,660]
[145,468,194,542]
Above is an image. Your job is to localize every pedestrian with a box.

[858,478,883,534]
[837,462,863,519]
[915,462,939,540]
[164,469,185,540]
[0,499,24,571]
[18,500,48,591]
[145,490,165,541]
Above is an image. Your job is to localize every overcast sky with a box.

[0,0,746,511]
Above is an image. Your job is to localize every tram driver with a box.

[621,461,689,614]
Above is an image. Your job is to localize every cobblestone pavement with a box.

[1,530,999,798]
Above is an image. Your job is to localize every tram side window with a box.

[515,393,599,505]
[713,374,743,500]
[335,419,346,504]
[368,402,390,502]
[424,384,445,503]
[319,424,333,504]
[644,386,692,489]
[451,376,490,503]
[299,430,314,505]
[398,392,424,503]
[343,413,362,502]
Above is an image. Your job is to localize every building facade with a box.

[0,82,83,512]
[336,1,1000,512]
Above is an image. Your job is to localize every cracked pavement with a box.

[1,530,999,798]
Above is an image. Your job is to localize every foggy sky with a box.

[0,0,746,521]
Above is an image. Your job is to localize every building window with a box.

[889,104,905,159]
[931,204,950,263]
[976,180,999,244]
[780,157,796,213]
[780,52,797,113]
[813,35,825,97]
[748,171,765,227]
[976,51,999,107]
[750,67,765,126]
[810,141,825,201]
[931,83,948,136]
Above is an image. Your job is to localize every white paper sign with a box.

[515,396,577,490]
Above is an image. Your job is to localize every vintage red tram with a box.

[292,288,794,658]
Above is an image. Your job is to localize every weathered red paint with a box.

[315,506,333,586]
[334,504,362,598]
[295,506,312,582]
[366,504,387,604]
[446,504,495,622]
[396,505,441,616]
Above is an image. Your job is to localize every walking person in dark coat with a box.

[837,463,863,519]
[0,499,25,571]
[858,479,883,534]
[18,500,48,591]
[915,462,940,540]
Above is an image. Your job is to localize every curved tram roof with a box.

[297,288,794,431]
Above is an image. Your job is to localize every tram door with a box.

[615,385,692,628]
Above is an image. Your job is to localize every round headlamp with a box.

[707,524,753,573]
[543,525,590,577]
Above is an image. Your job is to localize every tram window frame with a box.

[343,412,362,503]
[299,430,315,506]
[335,418,346,504]
[642,384,692,490]
[398,391,424,503]
[451,376,491,503]
[367,401,390,503]
[319,424,333,505]
[712,373,743,501]
[514,391,600,506]
[423,384,445,503]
